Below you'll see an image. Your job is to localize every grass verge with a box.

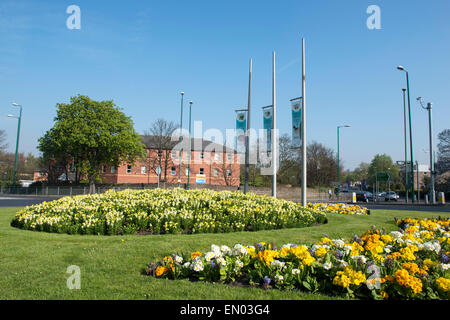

[0,207,448,300]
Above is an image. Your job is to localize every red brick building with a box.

[99,136,241,186]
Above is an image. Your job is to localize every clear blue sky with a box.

[1,0,449,170]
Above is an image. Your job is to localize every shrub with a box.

[11,188,327,235]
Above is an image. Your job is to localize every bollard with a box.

[352,192,357,204]
[425,194,429,204]
[438,192,445,205]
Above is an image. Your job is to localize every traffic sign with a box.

[376,172,390,182]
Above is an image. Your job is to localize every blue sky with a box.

[0,0,449,170]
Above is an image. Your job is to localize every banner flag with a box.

[235,111,247,153]
[263,106,273,152]
[291,98,302,148]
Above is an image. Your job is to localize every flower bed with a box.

[10,188,327,235]
[307,202,369,215]
[146,217,450,300]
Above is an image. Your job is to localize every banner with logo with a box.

[235,111,247,153]
[263,106,273,152]
[291,98,302,148]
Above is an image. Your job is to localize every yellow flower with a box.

[315,247,327,258]
[191,252,202,260]
[436,277,450,292]
[155,266,168,277]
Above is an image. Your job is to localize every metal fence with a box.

[0,184,354,203]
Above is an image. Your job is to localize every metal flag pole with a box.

[272,51,277,198]
[301,38,307,206]
[244,59,252,194]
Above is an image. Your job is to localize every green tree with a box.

[368,154,400,190]
[39,95,145,193]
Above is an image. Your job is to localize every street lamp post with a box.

[337,125,350,198]
[178,92,184,188]
[8,103,22,189]
[397,66,415,202]
[402,88,409,203]
[187,101,193,190]
[417,97,436,204]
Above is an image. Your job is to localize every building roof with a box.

[140,135,237,154]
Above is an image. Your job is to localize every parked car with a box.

[356,191,374,203]
[384,191,399,202]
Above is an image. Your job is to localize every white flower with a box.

[343,244,353,255]
[323,262,332,270]
[292,268,301,275]
[216,257,227,267]
[438,263,449,271]
[174,255,183,264]
[204,251,215,262]
[192,261,204,272]
[274,274,284,282]
[334,239,345,249]
[390,231,403,239]
[235,259,244,268]
[232,244,247,256]
[220,245,232,255]
[182,262,191,269]
[337,259,348,268]
[270,260,286,270]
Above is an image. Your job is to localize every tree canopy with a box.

[38,95,145,192]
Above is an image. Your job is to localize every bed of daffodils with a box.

[10,188,327,235]
[146,217,449,300]
[307,202,370,215]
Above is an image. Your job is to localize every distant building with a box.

[35,136,241,187]
[397,162,430,190]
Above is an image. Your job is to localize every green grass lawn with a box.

[0,207,448,300]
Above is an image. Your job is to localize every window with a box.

[141,166,147,174]
[214,169,219,177]
[111,166,116,174]
[200,152,204,160]
[227,169,232,177]
[214,153,220,161]
[127,165,132,174]
[186,168,190,175]
[170,167,176,175]
[199,168,204,175]
[171,150,177,159]
[227,153,233,161]
[101,165,106,173]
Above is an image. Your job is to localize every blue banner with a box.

[291,98,302,148]
[235,111,247,153]
[263,106,273,152]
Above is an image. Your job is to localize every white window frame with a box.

[199,168,204,175]
[227,169,232,177]
[170,167,176,175]
[127,165,132,174]
[111,166,116,174]
[214,169,219,177]
[141,166,147,174]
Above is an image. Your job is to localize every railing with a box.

[0,184,354,203]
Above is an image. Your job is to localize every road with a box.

[0,195,63,208]
[365,204,450,213]
[1,195,449,213]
